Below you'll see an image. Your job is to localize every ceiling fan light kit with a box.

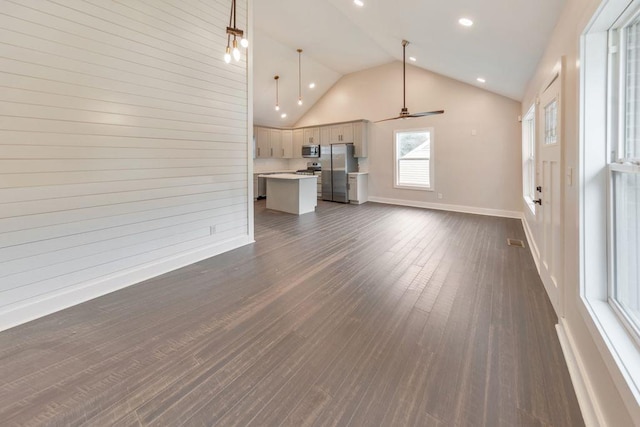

[376,40,444,123]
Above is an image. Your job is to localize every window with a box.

[581,0,640,403]
[394,128,434,190]
[544,99,558,145]
[611,16,640,342]
[522,105,536,212]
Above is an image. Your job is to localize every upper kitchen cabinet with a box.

[281,130,293,159]
[270,129,283,158]
[352,120,369,158]
[254,126,284,158]
[292,129,304,159]
[255,126,270,159]
[303,127,320,145]
[323,121,369,157]
[328,123,355,143]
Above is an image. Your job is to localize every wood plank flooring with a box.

[0,201,584,426]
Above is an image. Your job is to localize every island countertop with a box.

[259,173,317,180]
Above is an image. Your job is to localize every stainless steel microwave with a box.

[302,144,320,158]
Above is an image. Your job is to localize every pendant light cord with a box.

[297,49,303,102]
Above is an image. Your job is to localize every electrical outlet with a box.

[471,129,477,136]
[210,225,216,235]
[437,193,443,199]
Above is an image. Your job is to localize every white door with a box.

[537,74,563,316]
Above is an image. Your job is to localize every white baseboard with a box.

[0,235,254,332]
[521,216,541,273]
[367,196,522,219]
[556,319,605,427]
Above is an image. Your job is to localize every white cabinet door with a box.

[328,124,354,143]
[256,127,270,159]
[303,127,320,144]
[353,121,368,157]
[270,129,282,158]
[293,129,304,159]
[282,130,293,158]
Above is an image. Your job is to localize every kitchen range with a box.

[295,162,322,198]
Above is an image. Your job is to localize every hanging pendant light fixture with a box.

[274,75,280,111]
[224,0,248,63]
[297,49,303,106]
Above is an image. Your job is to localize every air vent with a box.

[507,238,525,248]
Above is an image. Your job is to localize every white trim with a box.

[556,319,606,427]
[0,235,254,332]
[393,128,435,191]
[521,215,541,272]
[368,196,522,219]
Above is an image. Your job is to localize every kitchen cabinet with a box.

[256,127,270,159]
[282,129,293,158]
[320,121,368,157]
[292,129,304,159]
[348,172,368,204]
[254,121,369,158]
[270,129,283,158]
[255,126,286,158]
[303,127,320,144]
[328,123,355,143]
[352,121,368,158]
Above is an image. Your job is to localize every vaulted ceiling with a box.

[253,0,566,128]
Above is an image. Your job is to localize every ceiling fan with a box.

[375,40,444,123]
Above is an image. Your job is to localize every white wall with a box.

[522,0,640,425]
[295,62,523,217]
[0,0,253,331]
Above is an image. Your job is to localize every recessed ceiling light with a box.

[477,77,486,83]
[309,82,316,89]
[354,0,364,7]
[409,56,417,62]
[281,113,287,118]
[459,18,473,27]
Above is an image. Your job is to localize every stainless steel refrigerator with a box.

[321,143,357,203]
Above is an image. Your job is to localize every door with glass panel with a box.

[537,71,563,317]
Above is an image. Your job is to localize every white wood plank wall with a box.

[0,0,251,330]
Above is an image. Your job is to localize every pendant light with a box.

[274,75,280,111]
[224,0,248,63]
[297,49,303,106]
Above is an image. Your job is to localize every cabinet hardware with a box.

[536,186,542,193]
[533,199,542,205]
[257,148,260,156]
[270,148,273,156]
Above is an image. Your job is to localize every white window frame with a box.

[609,12,640,350]
[581,0,640,408]
[393,128,435,191]
[522,104,537,213]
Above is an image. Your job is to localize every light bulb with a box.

[224,46,231,64]
[298,99,303,106]
[275,105,280,111]
[240,37,249,48]
[232,39,240,61]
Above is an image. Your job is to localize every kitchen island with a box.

[260,173,318,215]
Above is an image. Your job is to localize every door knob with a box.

[533,199,542,205]
[536,186,542,192]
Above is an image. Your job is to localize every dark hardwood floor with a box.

[0,200,584,426]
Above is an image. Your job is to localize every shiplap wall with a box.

[0,0,252,330]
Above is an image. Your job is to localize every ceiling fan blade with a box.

[374,109,445,123]
[407,110,445,117]
[374,115,404,123]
